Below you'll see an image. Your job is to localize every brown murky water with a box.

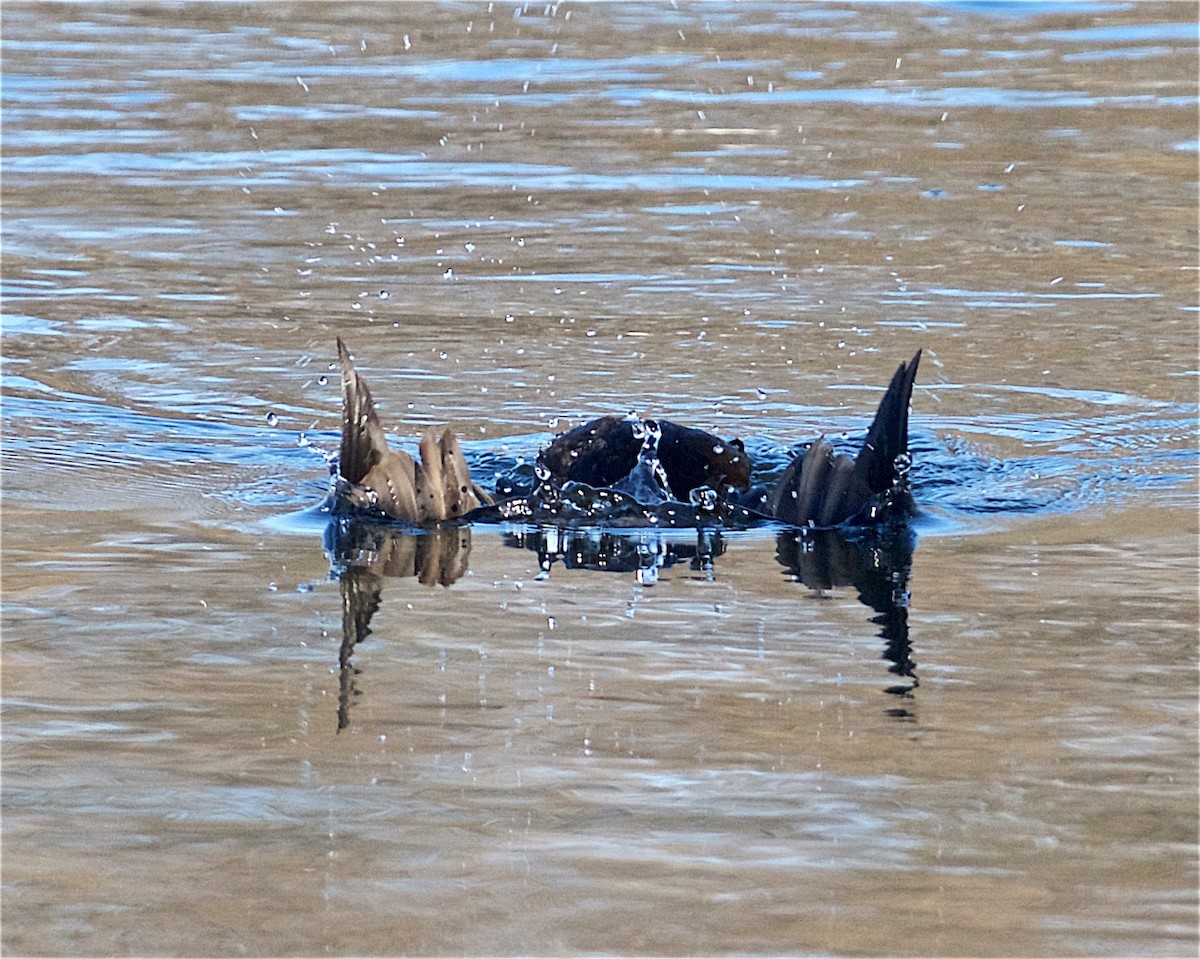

[2,3,1197,956]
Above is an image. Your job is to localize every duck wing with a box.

[855,349,921,496]
[337,337,389,486]
[336,339,491,522]
[769,350,921,527]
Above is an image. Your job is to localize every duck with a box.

[330,337,921,529]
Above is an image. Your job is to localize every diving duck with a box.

[331,338,921,528]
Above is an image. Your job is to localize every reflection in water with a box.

[776,526,918,709]
[505,524,727,584]
[325,517,917,730]
[325,520,473,729]
[324,516,472,586]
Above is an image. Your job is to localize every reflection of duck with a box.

[325,518,472,586]
[325,520,918,730]
[775,525,918,701]
[331,338,920,528]
[506,525,726,581]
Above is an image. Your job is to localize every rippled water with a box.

[3,3,1197,956]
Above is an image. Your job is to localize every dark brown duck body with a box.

[539,416,751,501]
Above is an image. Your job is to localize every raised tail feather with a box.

[857,348,921,495]
[768,350,921,527]
[335,338,493,522]
[338,337,388,487]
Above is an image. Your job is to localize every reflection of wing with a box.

[774,526,913,607]
[340,567,383,657]
[326,519,473,586]
[776,526,918,700]
[337,567,383,731]
[330,524,473,730]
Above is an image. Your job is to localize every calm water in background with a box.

[2,2,1197,956]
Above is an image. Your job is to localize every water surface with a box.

[2,3,1197,956]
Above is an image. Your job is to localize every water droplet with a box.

[317,374,328,386]
[266,411,279,426]
[636,565,658,585]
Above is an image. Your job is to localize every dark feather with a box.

[768,350,921,527]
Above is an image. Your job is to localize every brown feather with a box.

[335,341,488,523]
